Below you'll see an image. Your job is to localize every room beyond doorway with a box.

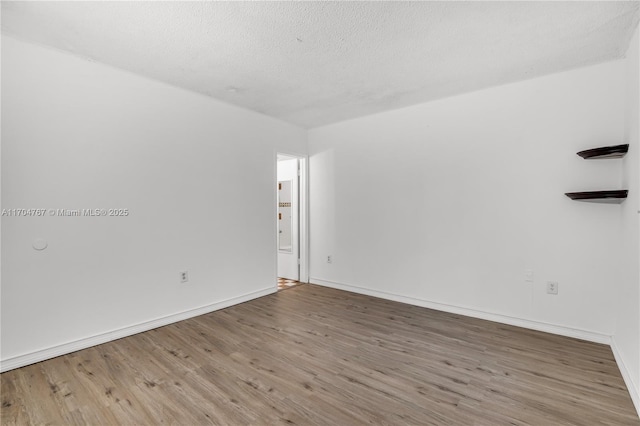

[276,153,308,288]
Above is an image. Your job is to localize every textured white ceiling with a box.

[2,1,639,128]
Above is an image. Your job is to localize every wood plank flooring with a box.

[1,284,638,425]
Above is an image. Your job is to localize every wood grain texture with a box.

[2,284,638,425]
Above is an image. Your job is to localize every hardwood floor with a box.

[1,284,638,425]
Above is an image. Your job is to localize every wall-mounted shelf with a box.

[577,144,629,159]
[566,144,628,203]
[565,190,628,204]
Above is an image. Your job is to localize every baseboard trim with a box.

[0,286,276,373]
[611,337,640,417]
[310,277,611,345]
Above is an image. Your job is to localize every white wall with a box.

[1,36,307,368]
[309,60,627,340]
[615,25,640,411]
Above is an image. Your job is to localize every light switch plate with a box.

[524,269,534,282]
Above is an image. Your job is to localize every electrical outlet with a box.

[327,255,332,264]
[180,270,189,283]
[547,281,558,295]
[524,269,534,282]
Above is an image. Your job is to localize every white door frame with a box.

[276,152,308,284]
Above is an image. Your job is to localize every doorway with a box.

[276,153,307,289]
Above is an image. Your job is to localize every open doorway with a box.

[276,153,307,290]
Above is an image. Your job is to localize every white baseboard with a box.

[0,287,276,373]
[310,277,611,345]
[611,337,640,417]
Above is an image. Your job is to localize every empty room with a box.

[1,1,639,424]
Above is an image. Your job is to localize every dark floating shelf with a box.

[565,190,628,204]
[577,144,629,159]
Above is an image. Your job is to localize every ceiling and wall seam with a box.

[1,1,638,129]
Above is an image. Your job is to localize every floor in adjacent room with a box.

[1,284,638,425]
[277,277,300,291]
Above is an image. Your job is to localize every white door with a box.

[277,158,299,280]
